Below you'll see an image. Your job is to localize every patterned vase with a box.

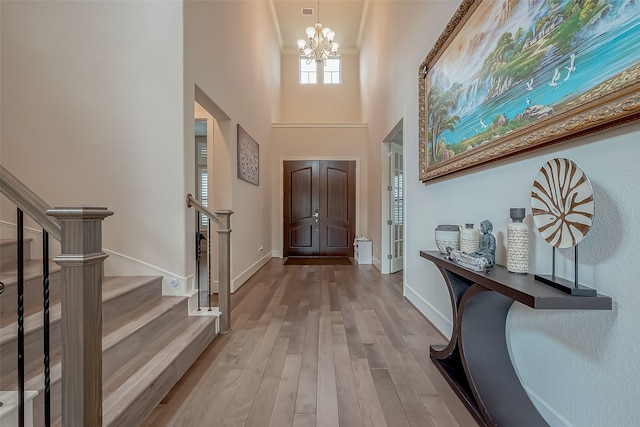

[460,223,479,254]
[435,225,460,254]
[507,208,528,274]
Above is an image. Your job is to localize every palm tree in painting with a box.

[428,83,462,163]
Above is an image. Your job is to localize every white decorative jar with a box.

[460,223,479,254]
[507,208,529,274]
[435,225,460,254]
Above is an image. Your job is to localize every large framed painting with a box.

[237,124,259,186]
[419,0,640,182]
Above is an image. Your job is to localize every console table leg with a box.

[458,285,548,427]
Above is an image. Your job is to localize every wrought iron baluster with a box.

[196,210,201,311]
[42,230,51,427]
[17,208,25,427]
[208,221,212,311]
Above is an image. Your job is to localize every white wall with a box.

[184,0,280,291]
[1,1,186,275]
[2,0,281,295]
[280,53,361,123]
[360,1,640,426]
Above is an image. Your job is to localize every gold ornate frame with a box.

[419,0,640,183]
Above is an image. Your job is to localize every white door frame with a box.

[276,156,361,258]
[381,119,404,274]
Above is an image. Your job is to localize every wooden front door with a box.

[284,160,356,257]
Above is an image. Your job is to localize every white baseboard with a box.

[103,249,274,296]
[272,249,283,258]
[104,249,193,297]
[403,283,452,337]
[232,252,272,292]
[372,256,382,272]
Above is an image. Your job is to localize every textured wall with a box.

[359,1,640,425]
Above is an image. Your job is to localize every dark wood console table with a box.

[420,250,611,427]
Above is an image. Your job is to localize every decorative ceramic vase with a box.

[435,225,460,254]
[460,223,479,254]
[507,208,529,274]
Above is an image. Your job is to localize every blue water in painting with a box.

[436,0,640,147]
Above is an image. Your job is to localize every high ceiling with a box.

[271,0,367,53]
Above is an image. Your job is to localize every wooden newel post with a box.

[46,207,113,427]
[215,210,232,333]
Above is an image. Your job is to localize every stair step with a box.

[102,276,164,335]
[1,272,220,427]
[0,260,61,326]
[0,258,44,284]
[102,295,187,381]
[0,275,162,387]
[0,238,33,271]
[103,315,219,427]
[0,293,62,388]
[46,314,219,427]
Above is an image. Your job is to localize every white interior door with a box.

[389,142,403,273]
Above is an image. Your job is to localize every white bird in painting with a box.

[548,68,560,87]
[564,54,576,81]
[526,97,532,105]
[526,78,534,91]
[480,119,488,129]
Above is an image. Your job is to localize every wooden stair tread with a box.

[103,315,218,427]
[0,238,34,271]
[0,276,161,344]
[19,309,214,391]
[101,276,163,303]
[0,259,60,283]
[102,295,185,351]
[48,315,219,427]
[0,238,25,245]
[0,299,61,344]
[2,268,219,426]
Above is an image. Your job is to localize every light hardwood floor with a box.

[142,259,479,427]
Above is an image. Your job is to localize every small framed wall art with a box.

[237,124,259,186]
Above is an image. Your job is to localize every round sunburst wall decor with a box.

[531,158,594,248]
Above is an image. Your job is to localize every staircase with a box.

[0,237,220,426]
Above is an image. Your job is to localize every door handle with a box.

[313,209,319,218]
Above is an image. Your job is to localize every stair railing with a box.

[1,164,111,427]
[185,193,232,333]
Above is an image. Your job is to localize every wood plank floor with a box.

[142,259,480,427]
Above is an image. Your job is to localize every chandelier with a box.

[297,0,339,65]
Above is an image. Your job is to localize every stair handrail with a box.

[186,193,232,333]
[0,164,62,241]
[185,193,219,225]
[1,164,110,426]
